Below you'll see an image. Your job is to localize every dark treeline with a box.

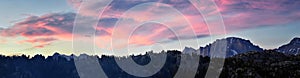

[1,50,300,78]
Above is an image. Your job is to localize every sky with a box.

[0,0,299,56]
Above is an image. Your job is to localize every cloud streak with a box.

[215,0,300,30]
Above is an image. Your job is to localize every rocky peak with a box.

[200,37,263,57]
[290,37,300,45]
[182,47,197,55]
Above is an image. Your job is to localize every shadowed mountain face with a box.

[276,38,300,55]
[184,37,263,57]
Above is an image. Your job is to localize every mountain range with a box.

[22,37,300,60]
[183,37,300,57]
[1,37,300,78]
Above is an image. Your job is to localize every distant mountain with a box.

[276,37,300,55]
[183,37,263,57]
[182,47,197,55]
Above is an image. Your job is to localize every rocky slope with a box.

[183,37,263,57]
[276,37,300,55]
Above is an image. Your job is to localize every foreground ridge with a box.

[1,50,300,78]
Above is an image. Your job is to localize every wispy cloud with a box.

[215,0,300,30]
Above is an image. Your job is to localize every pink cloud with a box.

[33,43,51,48]
[2,0,300,49]
[22,38,57,44]
[0,13,77,48]
[213,0,300,31]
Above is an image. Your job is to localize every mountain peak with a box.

[225,37,244,39]
[290,37,300,45]
[182,47,197,55]
[225,37,251,43]
[198,37,263,57]
[53,52,61,56]
[210,37,252,45]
